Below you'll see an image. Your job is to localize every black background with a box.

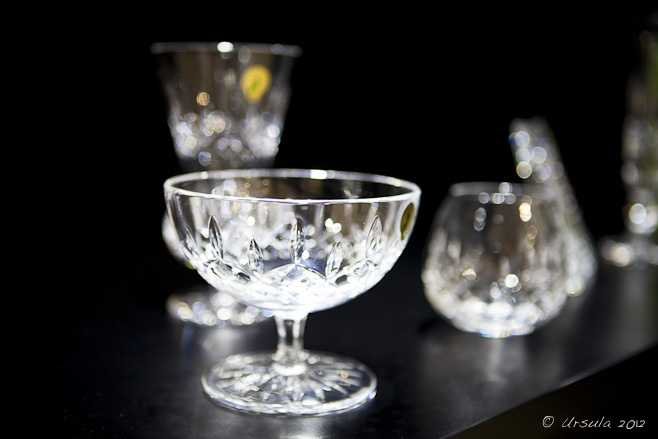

[60,7,653,286]
[72,8,651,295]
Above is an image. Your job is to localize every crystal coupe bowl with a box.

[164,169,420,415]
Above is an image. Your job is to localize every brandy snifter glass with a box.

[422,182,568,338]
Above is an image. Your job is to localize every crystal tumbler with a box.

[422,182,568,338]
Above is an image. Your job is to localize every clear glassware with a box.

[508,116,598,295]
[153,41,301,325]
[422,182,568,338]
[164,169,421,415]
[162,214,272,326]
[152,41,301,172]
[600,30,658,268]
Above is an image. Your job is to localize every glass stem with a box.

[273,313,308,368]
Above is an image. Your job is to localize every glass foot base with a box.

[166,286,272,327]
[202,351,377,415]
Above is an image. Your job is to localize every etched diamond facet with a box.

[248,238,265,274]
[325,242,343,278]
[366,216,383,261]
[207,215,224,261]
[290,218,305,264]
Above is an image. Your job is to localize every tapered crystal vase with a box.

[509,116,597,295]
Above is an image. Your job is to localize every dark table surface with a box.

[55,239,657,438]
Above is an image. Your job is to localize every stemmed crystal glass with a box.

[153,42,301,325]
[164,169,421,415]
[152,41,300,171]
[508,116,597,295]
[600,30,657,268]
[422,182,568,338]
[600,116,658,267]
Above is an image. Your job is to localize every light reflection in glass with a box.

[629,203,648,225]
[217,41,234,53]
[196,91,210,106]
[519,202,532,222]
[462,267,477,280]
[198,151,212,166]
[504,273,520,289]
[499,182,512,194]
[516,161,533,179]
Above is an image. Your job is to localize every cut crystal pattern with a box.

[208,216,224,260]
[366,215,383,261]
[290,218,305,264]
[325,242,343,278]
[202,351,377,415]
[173,209,410,315]
[248,239,264,274]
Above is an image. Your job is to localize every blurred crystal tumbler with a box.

[164,169,421,415]
[152,42,301,172]
[422,182,568,338]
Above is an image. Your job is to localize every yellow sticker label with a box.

[240,65,272,103]
[400,203,415,240]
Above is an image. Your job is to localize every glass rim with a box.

[164,168,421,205]
[150,41,302,57]
[448,181,555,199]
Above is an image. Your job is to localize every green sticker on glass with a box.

[240,65,272,103]
[400,203,415,240]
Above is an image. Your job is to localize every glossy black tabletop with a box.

[50,8,657,438]
[56,242,656,438]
